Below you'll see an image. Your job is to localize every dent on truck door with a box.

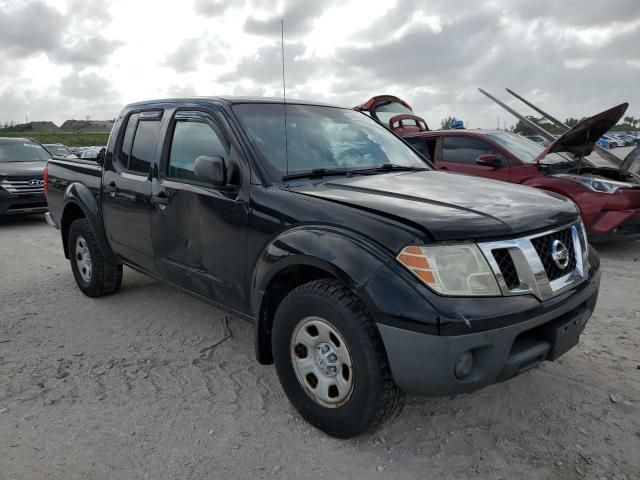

[102,111,160,273]
[151,111,248,311]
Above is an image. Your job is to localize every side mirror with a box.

[476,154,502,168]
[96,148,106,165]
[194,155,227,186]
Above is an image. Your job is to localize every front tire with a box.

[68,218,122,297]
[272,279,405,438]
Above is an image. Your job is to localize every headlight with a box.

[397,244,500,296]
[552,174,634,194]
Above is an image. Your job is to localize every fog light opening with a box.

[454,351,474,379]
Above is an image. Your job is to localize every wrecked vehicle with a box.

[46,96,599,438]
[357,95,640,241]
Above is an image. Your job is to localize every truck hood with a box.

[290,171,578,241]
[536,103,628,161]
[0,161,47,179]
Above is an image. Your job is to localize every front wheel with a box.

[272,279,405,438]
[68,218,122,297]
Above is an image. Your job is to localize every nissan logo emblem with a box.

[29,179,44,186]
[551,240,570,269]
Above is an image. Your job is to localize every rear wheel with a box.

[272,279,405,438]
[68,218,122,297]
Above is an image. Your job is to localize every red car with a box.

[355,96,640,242]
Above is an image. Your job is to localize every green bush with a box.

[0,132,109,147]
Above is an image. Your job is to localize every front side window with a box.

[0,141,51,162]
[442,136,496,165]
[129,119,161,174]
[232,103,429,179]
[168,117,229,181]
[405,137,431,160]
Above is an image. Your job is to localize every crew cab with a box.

[46,97,600,438]
[0,137,50,216]
[357,96,640,241]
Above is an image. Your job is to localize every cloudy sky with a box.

[1,0,638,128]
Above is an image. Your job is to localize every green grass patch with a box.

[0,132,109,147]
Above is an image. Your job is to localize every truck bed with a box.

[46,156,103,227]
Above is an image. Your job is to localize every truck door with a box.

[150,110,248,312]
[437,135,510,181]
[102,110,161,273]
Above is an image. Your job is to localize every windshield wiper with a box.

[282,168,356,181]
[282,164,429,181]
[353,163,429,174]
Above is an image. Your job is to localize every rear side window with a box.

[442,136,495,165]
[167,117,229,182]
[130,120,161,174]
[118,113,139,169]
[116,111,162,174]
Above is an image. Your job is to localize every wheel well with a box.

[60,203,86,259]
[256,265,336,365]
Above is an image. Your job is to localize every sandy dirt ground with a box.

[0,216,639,480]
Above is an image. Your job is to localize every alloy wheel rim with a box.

[290,316,354,408]
[75,236,92,283]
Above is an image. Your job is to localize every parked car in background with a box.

[79,147,103,159]
[45,96,600,438]
[0,137,49,216]
[596,136,615,149]
[525,134,551,146]
[599,135,622,149]
[357,96,640,241]
[617,134,640,146]
[610,134,631,146]
[44,143,77,158]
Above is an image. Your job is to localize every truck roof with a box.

[124,96,342,110]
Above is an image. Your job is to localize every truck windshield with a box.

[0,141,51,162]
[232,103,430,179]
[487,132,572,165]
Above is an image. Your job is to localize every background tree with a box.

[440,116,456,129]
[565,117,578,128]
[512,116,564,136]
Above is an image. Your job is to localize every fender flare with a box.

[251,225,394,363]
[61,182,118,264]
[251,225,392,312]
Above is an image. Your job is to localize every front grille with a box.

[530,228,576,281]
[0,178,45,194]
[478,222,585,301]
[493,248,519,289]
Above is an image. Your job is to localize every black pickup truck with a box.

[45,97,600,438]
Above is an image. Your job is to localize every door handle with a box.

[104,182,119,196]
[439,166,449,171]
[151,193,170,209]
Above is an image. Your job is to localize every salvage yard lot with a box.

[0,218,639,480]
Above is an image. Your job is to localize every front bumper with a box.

[377,266,600,397]
[0,189,47,215]
[588,209,640,242]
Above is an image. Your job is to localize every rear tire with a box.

[68,218,122,297]
[272,279,405,438]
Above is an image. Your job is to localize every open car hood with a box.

[353,95,413,116]
[535,103,628,161]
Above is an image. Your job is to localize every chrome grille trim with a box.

[0,179,45,194]
[478,221,588,301]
